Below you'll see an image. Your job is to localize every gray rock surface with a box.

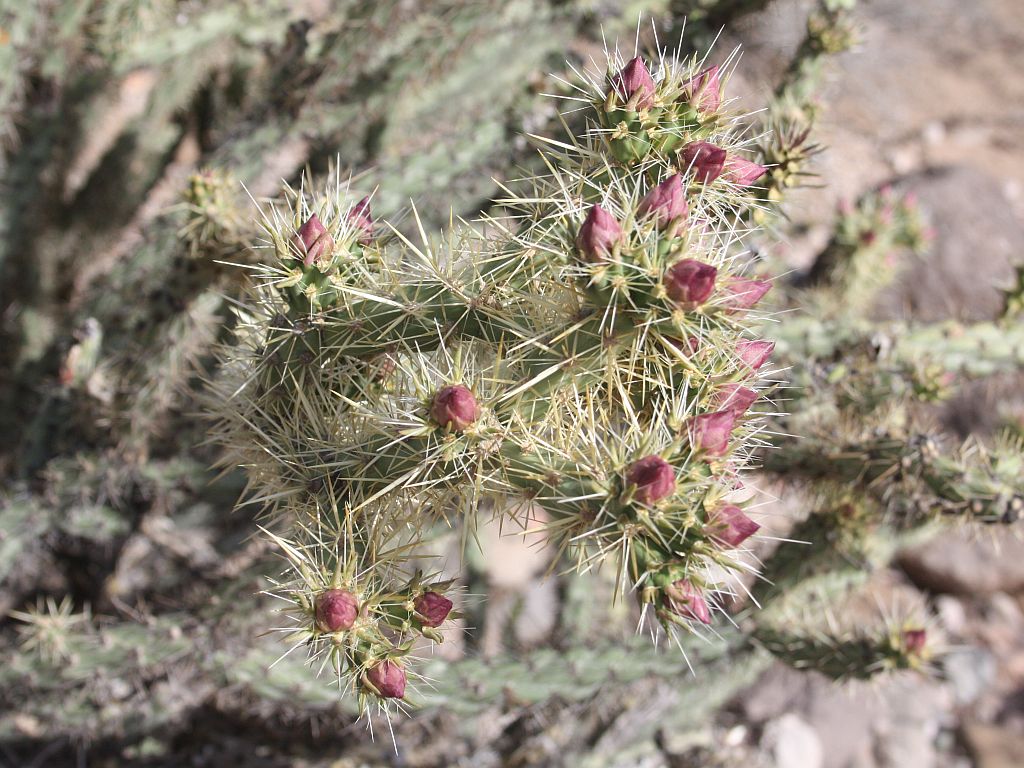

[898,531,1024,596]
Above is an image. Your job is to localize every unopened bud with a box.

[736,340,775,371]
[714,383,758,415]
[902,628,927,655]
[688,410,735,457]
[365,659,407,699]
[347,196,373,244]
[314,588,359,633]
[664,579,712,624]
[665,259,717,306]
[626,455,676,505]
[724,157,768,187]
[612,56,656,110]
[576,204,624,263]
[293,214,334,267]
[708,505,760,547]
[414,591,453,628]
[430,385,480,431]
[680,65,722,113]
[681,141,727,184]
[722,277,771,311]
[638,174,688,230]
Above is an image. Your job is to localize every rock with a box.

[761,713,823,768]
[739,664,874,768]
[880,166,1023,322]
[513,577,558,646]
[962,721,1024,768]
[944,647,998,705]
[870,676,949,768]
[898,530,1024,595]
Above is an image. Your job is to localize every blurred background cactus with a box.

[3,0,1024,766]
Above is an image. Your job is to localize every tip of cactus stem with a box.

[612,56,656,110]
[294,214,335,267]
[576,204,624,263]
[430,385,480,432]
[365,659,407,699]
[347,196,373,244]
[638,175,688,230]
[708,504,760,548]
[663,579,712,625]
[314,588,359,633]
[688,410,736,458]
[681,141,727,184]
[414,591,454,628]
[722,277,772,311]
[665,259,717,306]
[714,383,758,415]
[625,455,676,505]
[679,65,722,114]
[736,339,775,372]
[724,157,768,187]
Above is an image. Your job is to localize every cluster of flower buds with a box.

[599,56,767,191]
[303,576,456,702]
[275,196,377,312]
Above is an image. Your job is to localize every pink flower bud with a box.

[724,157,768,187]
[736,340,775,371]
[576,204,624,263]
[681,141,727,183]
[612,56,656,110]
[722,277,771,311]
[430,385,479,431]
[414,591,453,628]
[314,588,359,633]
[714,383,758,415]
[902,628,927,655]
[293,213,335,267]
[626,455,676,505]
[709,504,760,547]
[347,196,373,244]
[688,410,735,457]
[665,259,717,306]
[638,174,688,229]
[664,579,712,624]
[366,659,406,699]
[680,65,722,113]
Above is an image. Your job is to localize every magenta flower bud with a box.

[724,157,768,187]
[680,65,722,113]
[612,56,656,110]
[665,259,717,306]
[709,504,760,547]
[714,383,758,415]
[722,277,771,311]
[293,213,335,266]
[626,455,676,505]
[688,410,735,457]
[681,141,727,184]
[347,196,374,244]
[414,591,453,628]
[638,174,688,229]
[576,204,624,263]
[664,579,712,624]
[430,384,480,431]
[736,340,775,371]
[314,588,359,633]
[365,660,407,699]
[903,628,927,655]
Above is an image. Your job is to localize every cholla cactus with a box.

[209,43,779,712]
